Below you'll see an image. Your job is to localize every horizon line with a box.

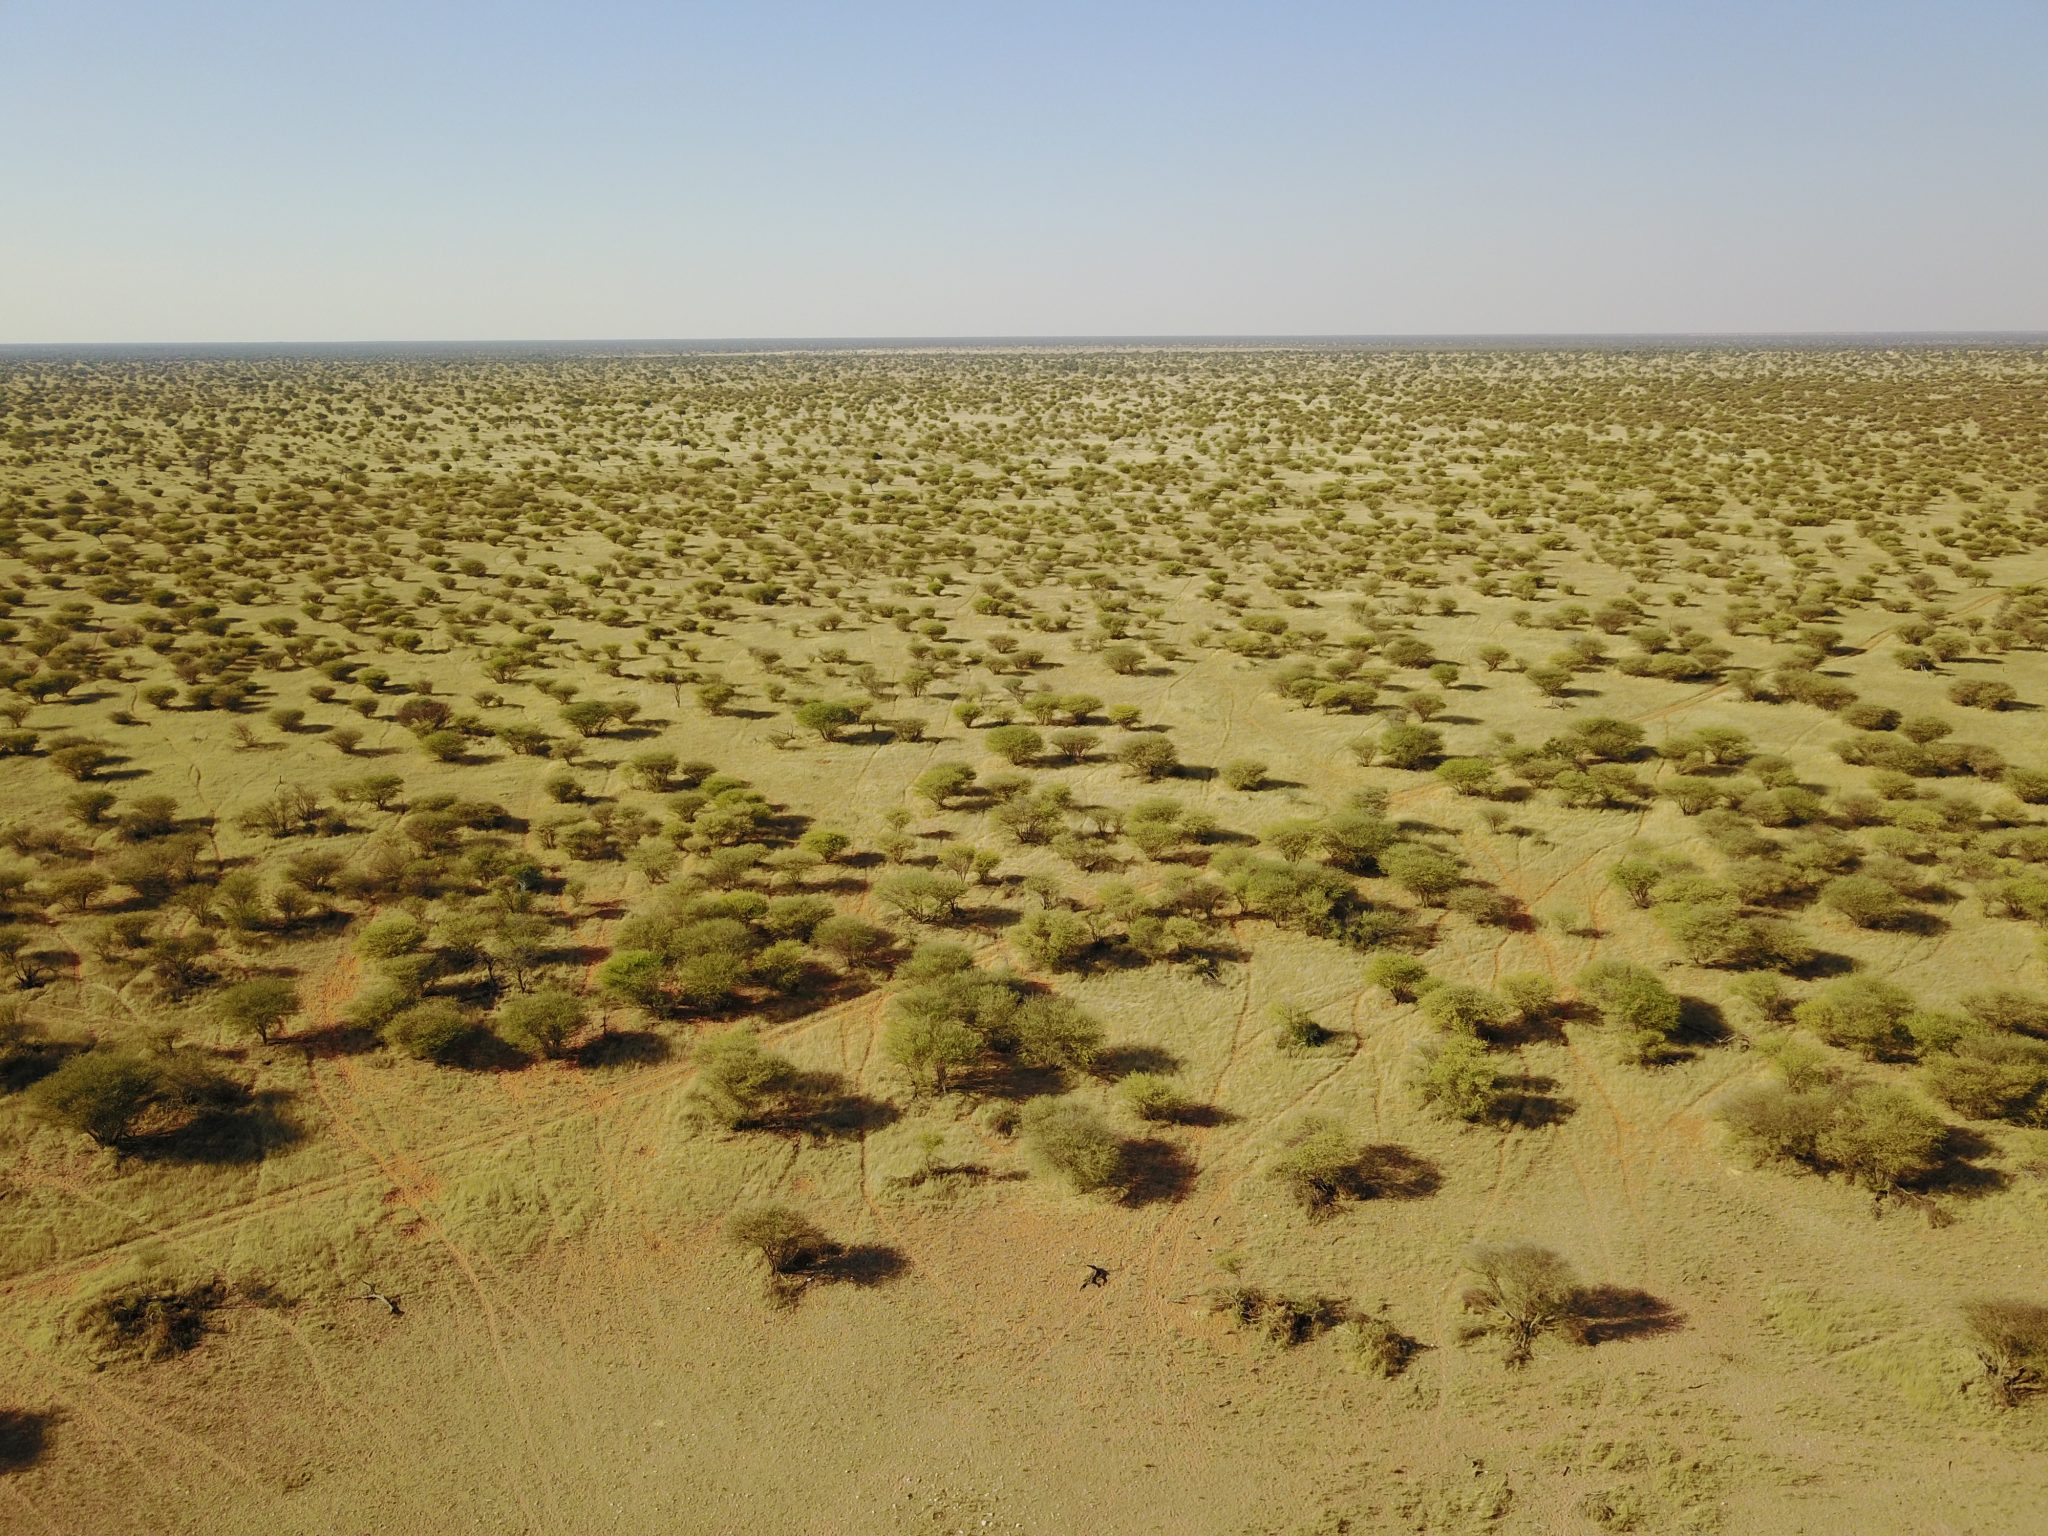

[6,328,2048,356]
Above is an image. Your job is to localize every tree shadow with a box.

[1887,910,1949,937]
[1091,1043,1184,1080]
[1906,1126,2010,1202]
[129,1090,304,1165]
[444,1030,530,1073]
[1675,995,1732,1048]
[753,972,875,1026]
[1784,948,1857,980]
[1485,1012,1566,1049]
[1492,1074,1576,1128]
[569,1029,674,1069]
[968,1060,1068,1102]
[1197,827,1260,849]
[814,1244,911,1289]
[1355,1143,1442,1200]
[962,902,1023,932]
[292,1022,382,1058]
[0,1407,56,1473]
[791,1091,900,1142]
[0,1035,84,1093]
[1118,1137,1199,1206]
[1570,1285,1686,1345]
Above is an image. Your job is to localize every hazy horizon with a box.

[4,0,2044,344]
[6,331,2048,362]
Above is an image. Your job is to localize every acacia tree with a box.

[1961,1297,2048,1408]
[498,987,586,1058]
[1462,1243,1581,1366]
[215,977,300,1044]
[1019,1096,1122,1193]
[726,1205,842,1303]
[30,1051,163,1147]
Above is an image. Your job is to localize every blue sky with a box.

[2,0,2043,340]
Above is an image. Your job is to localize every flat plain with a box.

[1,344,2046,1534]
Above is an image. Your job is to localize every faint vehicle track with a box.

[304,1056,560,1532]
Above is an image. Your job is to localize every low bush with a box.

[1020,1096,1123,1193]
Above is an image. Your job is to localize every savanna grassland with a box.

[2,343,2048,1535]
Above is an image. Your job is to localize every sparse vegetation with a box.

[2,342,2044,1530]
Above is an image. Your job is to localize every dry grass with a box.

[0,344,2045,1532]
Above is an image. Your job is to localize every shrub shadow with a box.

[1091,1044,1184,1080]
[815,1244,911,1288]
[1571,1285,1686,1345]
[292,1022,382,1058]
[570,1029,674,1069]
[1356,1143,1442,1200]
[1675,995,1732,1048]
[0,1036,85,1093]
[1493,1074,1576,1128]
[793,1091,901,1142]
[130,1090,304,1165]
[445,1030,531,1073]
[0,1407,56,1473]
[1905,1126,2010,1202]
[1117,1137,1199,1206]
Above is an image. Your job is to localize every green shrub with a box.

[812,914,894,970]
[1497,972,1556,1022]
[1819,875,1914,929]
[497,987,586,1059]
[1366,953,1431,1002]
[1421,984,1514,1037]
[1462,1243,1582,1366]
[726,1205,840,1275]
[1119,1072,1195,1123]
[383,1001,474,1061]
[1219,758,1268,791]
[1012,908,1094,971]
[1960,1297,2048,1408]
[984,724,1044,764]
[1411,1033,1510,1123]
[1961,989,2048,1039]
[1923,1034,2048,1124]
[215,977,300,1044]
[356,911,425,960]
[1267,1116,1363,1219]
[1009,995,1104,1073]
[1575,961,1683,1061]
[1795,976,1918,1061]
[1343,1313,1422,1377]
[1381,843,1464,903]
[1375,724,1443,770]
[1719,1075,1949,1193]
[1020,1096,1123,1193]
[882,1008,982,1094]
[692,1026,832,1128]
[1270,1002,1334,1051]
[30,1050,165,1146]
[1113,736,1179,781]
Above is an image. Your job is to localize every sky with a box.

[2,0,2044,342]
